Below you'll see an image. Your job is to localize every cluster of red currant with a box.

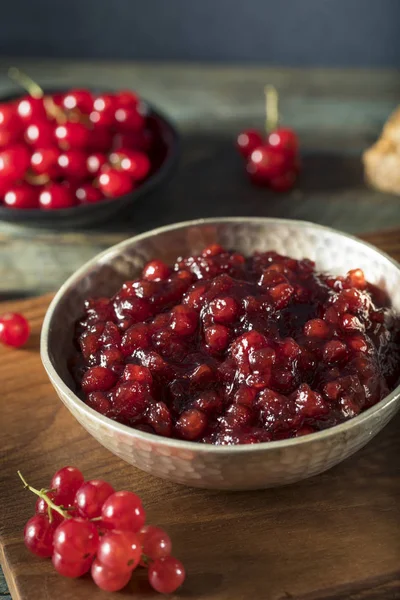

[0,312,30,348]
[21,466,185,593]
[0,69,153,210]
[236,86,300,191]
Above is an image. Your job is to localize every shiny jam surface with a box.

[71,246,400,445]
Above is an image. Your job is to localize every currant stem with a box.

[17,471,71,520]
[265,85,279,133]
[8,67,44,99]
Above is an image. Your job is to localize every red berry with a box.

[247,146,287,183]
[142,260,170,281]
[101,490,146,532]
[269,169,297,192]
[204,324,230,352]
[139,525,172,561]
[24,514,57,557]
[88,127,113,152]
[90,95,116,127]
[97,530,141,571]
[74,479,115,519]
[50,466,84,506]
[114,106,145,132]
[75,183,103,204]
[17,96,46,122]
[31,146,60,177]
[52,551,93,578]
[24,120,54,147]
[236,129,263,158]
[57,150,89,179]
[0,312,30,347]
[35,492,64,525]
[82,366,117,392]
[175,408,207,440]
[123,364,153,385]
[109,149,150,180]
[0,144,30,179]
[268,127,298,154]
[53,518,99,562]
[91,559,132,592]
[55,122,89,150]
[39,183,76,209]
[62,89,93,114]
[0,103,22,146]
[148,556,186,594]
[98,168,134,198]
[86,152,107,176]
[4,183,39,209]
[115,90,140,107]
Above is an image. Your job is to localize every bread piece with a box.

[363,107,400,196]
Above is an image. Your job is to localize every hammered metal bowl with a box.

[41,218,400,490]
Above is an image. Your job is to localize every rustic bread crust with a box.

[363,107,400,195]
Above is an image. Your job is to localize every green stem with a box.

[8,67,44,98]
[265,85,279,133]
[17,471,71,521]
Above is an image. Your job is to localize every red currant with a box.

[57,150,89,179]
[90,95,116,127]
[53,517,98,562]
[62,89,93,114]
[236,129,263,158]
[139,525,172,561]
[52,551,93,578]
[86,152,107,176]
[101,490,145,532]
[268,127,298,154]
[148,556,185,594]
[0,144,30,179]
[31,146,60,177]
[142,260,170,281]
[0,103,22,146]
[88,127,113,152]
[24,120,54,147]
[24,514,56,557]
[115,90,140,107]
[0,312,30,347]
[35,492,64,525]
[75,183,103,204]
[109,149,150,180]
[247,146,287,183]
[74,479,115,518]
[39,183,76,210]
[55,122,90,150]
[50,466,84,505]
[91,559,132,592]
[4,183,39,209]
[269,169,297,192]
[114,106,145,132]
[98,168,134,198]
[97,530,141,571]
[17,96,46,122]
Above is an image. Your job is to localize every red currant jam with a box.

[71,247,400,445]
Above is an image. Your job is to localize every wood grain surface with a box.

[0,60,400,296]
[0,231,400,600]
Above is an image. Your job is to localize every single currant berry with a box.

[55,122,90,150]
[53,518,99,562]
[269,169,297,192]
[109,148,150,180]
[247,146,287,184]
[50,466,84,505]
[4,183,39,209]
[62,89,93,114]
[91,559,132,592]
[39,184,76,210]
[101,490,146,532]
[24,514,57,557]
[75,183,103,204]
[236,129,263,158]
[97,530,141,572]
[74,479,115,519]
[17,96,46,122]
[52,551,93,578]
[0,312,30,347]
[114,106,145,131]
[142,260,171,281]
[30,146,60,177]
[35,491,63,525]
[0,103,22,146]
[24,120,54,147]
[90,94,116,127]
[115,90,140,107]
[0,144,30,179]
[148,556,186,594]
[268,127,299,155]
[57,150,89,179]
[86,152,107,176]
[98,168,134,198]
[139,525,172,561]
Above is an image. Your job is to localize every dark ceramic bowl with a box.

[0,88,180,229]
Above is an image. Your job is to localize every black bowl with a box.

[0,88,180,229]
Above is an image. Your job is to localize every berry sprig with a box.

[20,466,186,594]
[0,68,153,210]
[236,85,300,191]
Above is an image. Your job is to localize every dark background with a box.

[1,0,399,67]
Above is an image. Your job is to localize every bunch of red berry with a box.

[0,68,154,210]
[236,86,300,192]
[21,466,185,594]
[0,312,30,348]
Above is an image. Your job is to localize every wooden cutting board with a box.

[1,230,400,600]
